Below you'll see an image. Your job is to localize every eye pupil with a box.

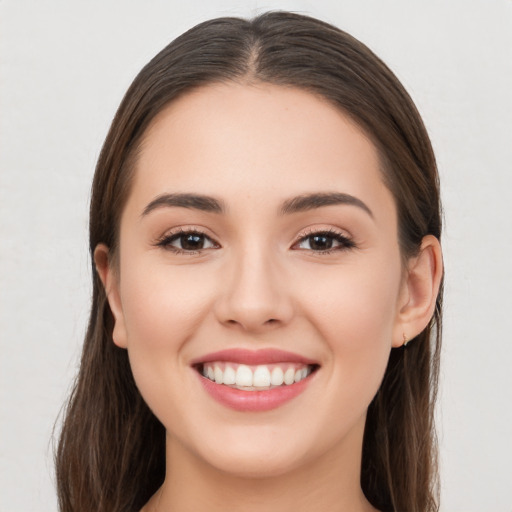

[310,235,333,250]
[181,234,204,250]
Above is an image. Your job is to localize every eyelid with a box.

[153,225,355,255]
[294,226,352,242]
[291,226,356,253]
[154,226,220,254]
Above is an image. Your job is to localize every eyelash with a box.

[292,228,356,254]
[155,227,218,255]
[155,227,356,255]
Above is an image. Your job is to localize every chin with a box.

[167,419,315,479]
[200,443,308,479]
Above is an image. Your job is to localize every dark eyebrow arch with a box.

[280,192,373,218]
[141,193,225,217]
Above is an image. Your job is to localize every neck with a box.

[148,422,377,512]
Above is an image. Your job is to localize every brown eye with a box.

[295,231,355,252]
[179,233,207,250]
[158,230,218,253]
[308,235,334,251]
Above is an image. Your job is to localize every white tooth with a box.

[202,365,208,377]
[294,369,302,383]
[271,367,284,386]
[207,365,214,381]
[284,367,295,385]
[236,364,253,387]
[214,365,223,384]
[253,366,271,387]
[223,365,236,385]
[301,367,308,379]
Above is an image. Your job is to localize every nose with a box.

[213,247,294,333]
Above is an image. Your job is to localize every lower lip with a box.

[196,372,315,412]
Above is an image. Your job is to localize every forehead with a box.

[128,82,394,222]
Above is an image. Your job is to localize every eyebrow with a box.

[280,192,373,218]
[141,191,373,218]
[142,193,226,216]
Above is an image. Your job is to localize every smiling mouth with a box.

[194,362,319,391]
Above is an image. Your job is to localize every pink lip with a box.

[190,348,318,366]
[191,348,319,412]
[197,374,315,412]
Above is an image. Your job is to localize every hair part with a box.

[56,11,442,512]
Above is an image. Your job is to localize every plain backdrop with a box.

[1,1,511,511]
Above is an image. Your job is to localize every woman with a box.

[55,11,443,512]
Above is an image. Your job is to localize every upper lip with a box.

[190,348,319,366]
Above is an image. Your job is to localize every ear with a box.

[392,235,443,348]
[94,244,128,349]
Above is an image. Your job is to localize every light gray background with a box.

[1,1,511,511]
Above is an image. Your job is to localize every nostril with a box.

[224,318,279,328]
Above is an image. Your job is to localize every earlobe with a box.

[93,244,128,349]
[393,235,443,348]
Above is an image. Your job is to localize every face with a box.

[105,82,407,477]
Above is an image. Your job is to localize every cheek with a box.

[117,259,218,405]
[301,255,402,405]
[305,253,401,343]
[120,261,215,348]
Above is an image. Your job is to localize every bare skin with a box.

[96,82,442,512]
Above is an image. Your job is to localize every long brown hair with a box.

[55,11,443,512]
